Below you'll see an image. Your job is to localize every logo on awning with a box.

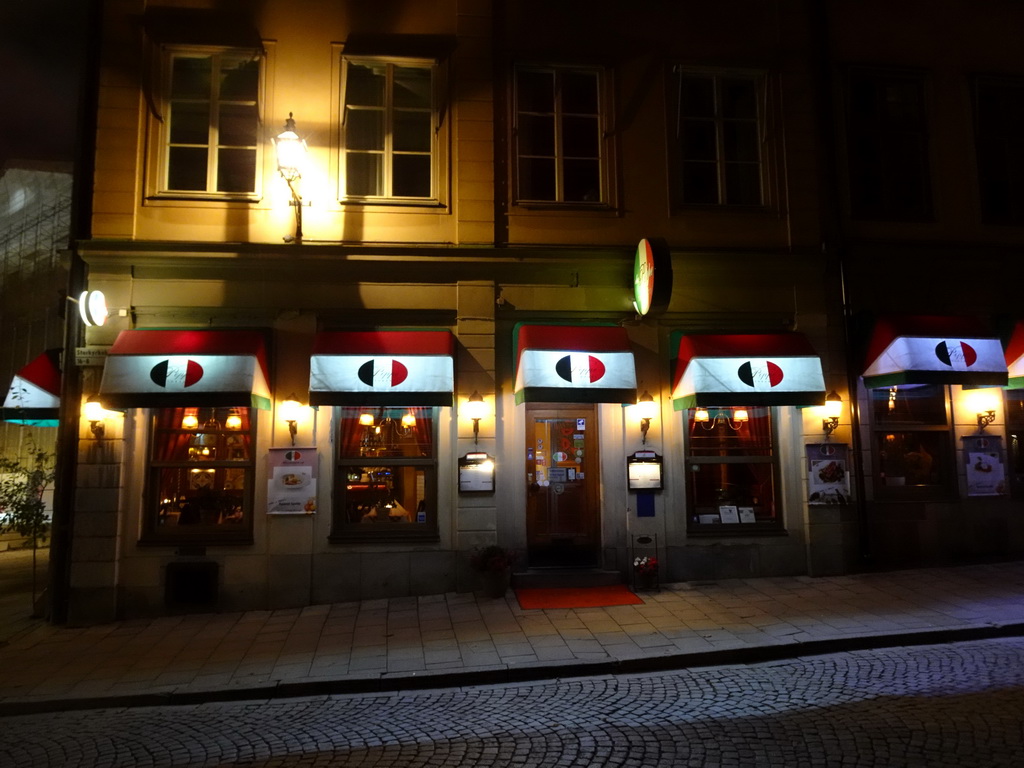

[149,358,204,390]
[357,359,409,389]
[935,341,977,369]
[737,360,785,389]
[555,354,606,385]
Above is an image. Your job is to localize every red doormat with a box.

[515,584,644,610]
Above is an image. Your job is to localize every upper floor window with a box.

[670,69,764,207]
[157,48,262,198]
[845,69,932,221]
[513,65,605,204]
[340,58,438,202]
[973,76,1024,226]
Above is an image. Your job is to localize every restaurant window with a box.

[845,68,932,221]
[513,65,605,204]
[340,58,440,202]
[972,76,1024,225]
[1005,391,1024,499]
[332,407,438,542]
[154,47,262,198]
[143,407,255,544]
[670,69,764,207]
[685,406,781,532]
[869,384,953,498]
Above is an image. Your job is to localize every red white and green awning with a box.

[309,331,455,406]
[671,333,826,409]
[99,330,271,409]
[514,324,637,404]
[862,315,1007,389]
[1003,322,1024,389]
[1,349,62,426]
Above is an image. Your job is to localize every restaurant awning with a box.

[1003,322,1024,389]
[861,315,1007,389]
[671,332,827,409]
[99,330,271,409]
[514,324,637,404]
[309,330,455,406]
[1,349,61,426]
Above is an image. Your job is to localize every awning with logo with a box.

[309,331,455,406]
[1003,322,1024,389]
[99,330,271,409]
[671,332,827,409]
[862,315,1007,389]
[1,349,62,426]
[514,324,637,404]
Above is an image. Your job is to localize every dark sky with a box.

[0,1,89,168]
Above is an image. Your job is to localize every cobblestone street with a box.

[3,637,1023,767]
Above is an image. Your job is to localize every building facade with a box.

[56,0,1024,623]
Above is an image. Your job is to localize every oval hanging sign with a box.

[632,238,672,316]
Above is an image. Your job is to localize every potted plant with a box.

[633,555,659,590]
[470,544,518,598]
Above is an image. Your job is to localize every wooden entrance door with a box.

[525,404,601,567]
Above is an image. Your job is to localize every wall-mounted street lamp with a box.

[279,393,303,446]
[977,409,997,430]
[273,113,308,242]
[68,290,108,327]
[635,390,658,444]
[463,390,490,445]
[83,396,116,438]
[822,390,842,436]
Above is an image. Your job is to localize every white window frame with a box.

[512,64,608,206]
[338,56,442,204]
[149,44,264,201]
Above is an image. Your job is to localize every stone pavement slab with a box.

[1,557,1023,714]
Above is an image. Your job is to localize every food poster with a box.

[807,443,850,505]
[267,447,318,514]
[963,435,1006,497]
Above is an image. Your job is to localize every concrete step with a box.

[511,568,623,589]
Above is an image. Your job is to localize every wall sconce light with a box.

[822,390,842,436]
[279,393,303,445]
[273,113,308,242]
[83,397,110,437]
[635,390,658,444]
[695,407,748,430]
[977,409,997,430]
[463,390,489,445]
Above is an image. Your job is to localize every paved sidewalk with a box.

[1,558,1023,715]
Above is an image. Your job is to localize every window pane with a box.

[171,56,211,98]
[393,154,431,197]
[394,110,431,153]
[681,161,718,204]
[343,466,427,524]
[337,407,434,458]
[346,109,384,151]
[217,148,256,193]
[723,121,759,162]
[219,103,257,146]
[687,460,776,524]
[519,157,556,200]
[876,431,949,487]
[155,467,247,528]
[517,70,555,113]
[346,153,383,196]
[519,114,555,156]
[219,58,258,101]
[346,63,386,107]
[680,76,715,117]
[562,115,599,158]
[168,147,208,190]
[688,408,773,455]
[562,70,598,114]
[682,119,717,161]
[563,158,600,202]
[393,66,432,109]
[725,162,761,205]
[870,384,947,425]
[170,102,210,145]
[721,78,757,119]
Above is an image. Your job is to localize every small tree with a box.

[0,449,56,610]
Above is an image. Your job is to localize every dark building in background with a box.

[42,0,1024,624]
